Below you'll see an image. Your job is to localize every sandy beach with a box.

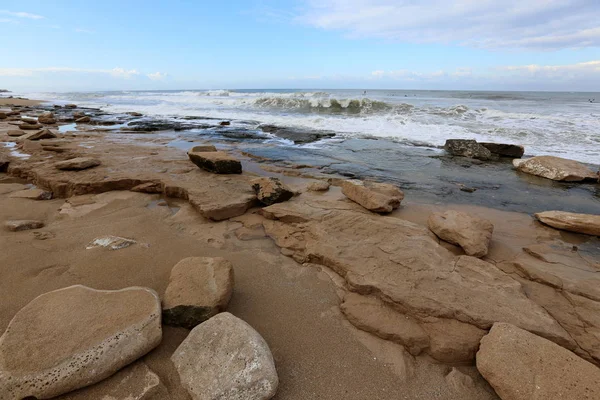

[1,97,599,399]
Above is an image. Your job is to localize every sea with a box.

[24,89,600,164]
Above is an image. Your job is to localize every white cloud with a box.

[110,68,140,78]
[0,67,142,79]
[146,72,167,81]
[298,0,600,49]
[0,10,44,19]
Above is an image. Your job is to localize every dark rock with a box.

[252,177,294,205]
[38,112,56,125]
[190,145,217,152]
[480,142,525,158]
[19,123,43,130]
[221,130,266,140]
[75,116,91,123]
[219,121,231,126]
[65,104,77,109]
[0,156,8,172]
[259,124,336,144]
[126,120,207,132]
[444,139,494,160]
[127,112,143,117]
[188,151,242,174]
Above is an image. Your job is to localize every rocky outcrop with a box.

[55,157,102,171]
[0,285,162,399]
[4,219,44,231]
[341,179,404,213]
[535,211,600,236]
[513,156,598,182]
[476,322,600,400]
[38,112,57,125]
[188,151,242,174]
[480,142,524,158]
[252,177,294,206]
[171,312,278,400]
[163,257,234,329]
[427,210,494,257]
[444,139,493,160]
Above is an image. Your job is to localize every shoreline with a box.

[1,97,600,399]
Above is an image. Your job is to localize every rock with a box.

[4,219,44,231]
[219,121,231,126]
[72,111,86,119]
[171,312,278,400]
[7,129,25,137]
[0,156,8,173]
[55,157,101,171]
[18,128,57,141]
[38,112,56,124]
[127,112,143,117]
[252,177,294,206]
[65,104,77,108]
[131,182,163,194]
[163,257,234,329]
[513,156,597,182]
[259,124,336,144]
[480,142,524,158]
[190,144,217,152]
[0,285,162,400]
[19,122,43,130]
[126,120,207,132]
[9,188,53,200]
[421,318,486,363]
[444,139,493,160]
[75,116,91,123]
[86,235,136,250]
[307,181,330,192]
[535,211,600,236]
[341,179,404,213]
[427,210,494,257]
[445,368,475,393]
[188,151,242,174]
[0,112,6,119]
[476,322,600,400]
[21,116,37,124]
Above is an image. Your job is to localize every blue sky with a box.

[1,0,599,91]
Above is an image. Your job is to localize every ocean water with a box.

[26,89,600,164]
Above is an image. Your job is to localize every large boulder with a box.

[0,285,162,399]
[444,139,493,160]
[188,151,242,174]
[480,142,524,158]
[341,179,404,213]
[513,156,598,182]
[476,322,600,400]
[427,210,494,257]
[171,312,279,400]
[55,157,101,171]
[252,177,294,206]
[535,211,600,236]
[163,257,234,329]
[38,112,57,125]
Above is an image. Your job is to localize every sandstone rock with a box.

[38,112,56,125]
[513,156,597,182]
[188,151,242,174]
[131,182,163,194]
[86,235,137,250]
[9,188,53,200]
[18,128,57,141]
[307,181,330,192]
[55,157,101,171]
[0,285,162,399]
[535,211,600,236]
[73,111,86,119]
[76,116,91,123]
[428,210,494,257]
[476,322,600,400]
[7,129,25,137]
[480,142,524,158]
[65,104,77,109]
[21,116,37,124]
[171,312,278,400]
[191,144,217,152]
[4,219,44,231]
[341,179,404,213]
[163,257,234,329]
[252,177,294,206]
[19,122,43,130]
[444,139,493,160]
[421,318,486,363]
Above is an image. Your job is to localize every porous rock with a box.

[444,139,493,160]
[513,156,597,182]
[341,179,404,213]
[252,177,294,206]
[480,142,524,158]
[428,210,494,257]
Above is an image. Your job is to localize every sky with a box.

[1,0,599,92]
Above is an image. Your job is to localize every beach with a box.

[1,94,600,399]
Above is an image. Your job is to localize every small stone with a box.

[341,179,404,213]
[219,121,231,126]
[4,220,44,231]
[76,116,91,123]
[127,112,143,117]
[163,257,234,329]
[86,235,136,250]
[55,157,101,171]
[38,112,57,124]
[171,312,278,400]
[188,151,242,174]
[9,188,53,200]
[65,104,77,108]
[252,177,294,206]
[7,130,25,137]
[33,231,55,240]
[445,368,475,393]
[19,122,43,130]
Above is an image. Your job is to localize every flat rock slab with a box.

[0,285,162,399]
[171,312,278,400]
[18,128,57,141]
[188,151,242,174]
[8,188,53,200]
[341,179,404,213]
[7,130,25,137]
[19,123,43,130]
[513,156,598,182]
[535,211,600,236]
[252,177,294,206]
[476,322,600,400]
[191,144,217,152]
[428,210,494,257]
[55,157,102,171]
[4,219,44,231]
[163,257,234,329]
